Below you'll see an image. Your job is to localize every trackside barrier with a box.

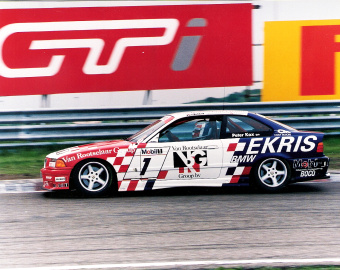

[1,100,340,148]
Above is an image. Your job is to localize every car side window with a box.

[221,115,273,138]
[158,116,222,142]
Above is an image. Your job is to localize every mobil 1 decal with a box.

[293,158,328,178]
[139,147,170,179]
[229,135,318,164]
[173,149,207,179]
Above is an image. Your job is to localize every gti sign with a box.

[0,3,252,96]
[0,19,180,78]
[263,19,340,101]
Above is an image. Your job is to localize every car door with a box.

[140,115,223,183]
[220,114,273,180]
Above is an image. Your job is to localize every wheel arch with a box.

[251,154,292,176]
[250,155,292,191]
[69,157,118,193]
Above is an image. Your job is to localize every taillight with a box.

[317,142,324,153]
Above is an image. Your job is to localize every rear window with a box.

[222,115,273,138]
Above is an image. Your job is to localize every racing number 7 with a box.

[141,158,151,175]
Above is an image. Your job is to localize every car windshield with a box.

[127,116,174,143]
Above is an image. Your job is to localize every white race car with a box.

[41,110,330,196]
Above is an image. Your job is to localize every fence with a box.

[1,100,340,148]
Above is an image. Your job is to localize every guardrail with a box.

[1,100,339,148]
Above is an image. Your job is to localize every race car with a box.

[41,110,330,196]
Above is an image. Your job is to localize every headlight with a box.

[48,158,56,168]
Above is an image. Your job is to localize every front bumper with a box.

[41,167,72,190]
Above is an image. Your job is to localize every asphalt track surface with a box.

[1,176,340,270]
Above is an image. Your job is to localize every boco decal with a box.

[173,150,208,173]
[300,170,316,177]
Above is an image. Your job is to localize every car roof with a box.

[168,110,249,119]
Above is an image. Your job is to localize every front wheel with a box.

[253,158,291,192]
[72,160,115,197]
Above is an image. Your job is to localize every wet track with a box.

[1,177,340,269]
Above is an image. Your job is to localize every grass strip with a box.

[209,267,340,270]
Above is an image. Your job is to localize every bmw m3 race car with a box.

[41,110,330,196]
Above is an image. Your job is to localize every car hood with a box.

[47,140,133,159]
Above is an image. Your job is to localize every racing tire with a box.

[253,158,291,192]
[72,160,116,197]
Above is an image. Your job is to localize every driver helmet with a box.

[192,121,206,138]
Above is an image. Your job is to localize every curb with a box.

[328,170,340,174]
[0,179,44,194]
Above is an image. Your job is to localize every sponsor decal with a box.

[173,150,207,176]
[62,156,76,163]
[56,146,79,155]
[55,177,66,182]
[293,159,326,169]
[232,133,244,138]
[275,129,292,136]
[113,147,135,154]
[76,149,113,159]
[232,133,261,138]
[293,158,328,178]
[179,173,201,179]
[300,170,316,177]
[263,19,340,101]
[242,135,317,154]
[0,4,252,96]
[55,183,68,188]
[172,145,208,151]
[141,148,163,155]
[186,112,205,117]
[278,129,291,134]
[231,154,256,163]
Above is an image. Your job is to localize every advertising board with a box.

[263,19,340,101]
[0,3,252,96]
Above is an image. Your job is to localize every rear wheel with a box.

[254,158,291,192]
[73,160,115,197]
